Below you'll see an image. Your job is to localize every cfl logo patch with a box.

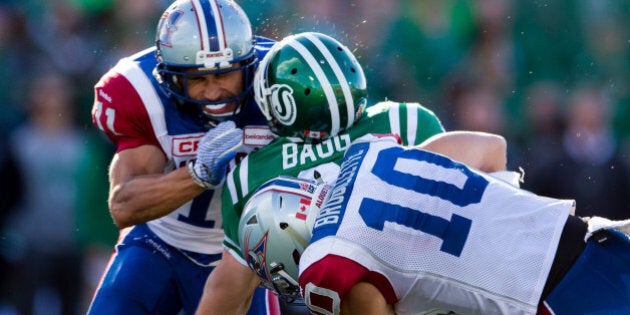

[269,84,296,126]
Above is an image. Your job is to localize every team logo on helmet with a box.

[245,230,270,281]
[157,9,184,48]
[269,84,296,126]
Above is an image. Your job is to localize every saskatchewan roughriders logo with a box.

[269,84,296,126]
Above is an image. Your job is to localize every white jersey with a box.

[92,46,273,255]
[299,138,573,314]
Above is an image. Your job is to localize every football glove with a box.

[188,121,242,189]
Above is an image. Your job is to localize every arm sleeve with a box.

[221,168,248,263]
[366,101,445,146]
[91,69,160,152]
[402,102,445,145]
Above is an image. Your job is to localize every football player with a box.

[195,31,447,314]
[89,0,278,313]
[239,133,630,314]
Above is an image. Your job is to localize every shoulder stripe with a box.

[127,47,156,61]
[239,158,250,201]
[304,33,355,130]
[406,104,418,145]
[226,167,238,205]
[226,157,251,205]
[114,58,169,151]
[288,39,341,136]
[388,105,401,140]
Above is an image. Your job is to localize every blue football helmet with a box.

[154,0,257,124]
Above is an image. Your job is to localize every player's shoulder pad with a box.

[352,133,402,146]
[124,46,157,63]
[254,35,276,50]
[93,49,158,129]
[253,36,276,62]
[366,100,435,115]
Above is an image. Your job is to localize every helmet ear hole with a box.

[304,88,311,96]
[246,215,258,225]
[291,249,301,266]
[291,68,298,75]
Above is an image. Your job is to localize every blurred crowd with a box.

[1,0,630,314]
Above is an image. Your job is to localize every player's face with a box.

[185,63,244,116]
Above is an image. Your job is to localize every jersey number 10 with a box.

[358,147,489,257]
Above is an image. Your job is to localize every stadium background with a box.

[1,0,629,314]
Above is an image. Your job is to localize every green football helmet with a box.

[254,32,368,142]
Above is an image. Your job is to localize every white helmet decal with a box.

[269,84,296,126]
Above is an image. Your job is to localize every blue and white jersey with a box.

[299,137,574,315]
[92,37,275,255]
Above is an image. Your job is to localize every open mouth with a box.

[203,102,234,116]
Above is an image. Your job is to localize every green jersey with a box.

[222,101,444,260]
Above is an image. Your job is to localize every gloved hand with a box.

[188,121,242,189]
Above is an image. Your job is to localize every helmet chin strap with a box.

[269,262,299,287]
[268,262,301,297]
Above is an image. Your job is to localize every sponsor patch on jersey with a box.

[171,134,203,157]
[243,126,275,147]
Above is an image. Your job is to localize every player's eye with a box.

[188,76,205,82]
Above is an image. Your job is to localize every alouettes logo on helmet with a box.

[157,9,184,48]
[269,84,297,126]
[245,229,270,281]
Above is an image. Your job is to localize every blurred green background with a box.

[1,0,630,314]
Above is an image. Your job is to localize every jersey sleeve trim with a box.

[223,240,248,267]
[300,254,398,307]
[114,57,170,151]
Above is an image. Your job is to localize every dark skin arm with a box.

[108,144,205,228]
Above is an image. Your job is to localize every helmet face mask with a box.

[239,176,332,297]
[154,0,257,125]
[254,32,368,142]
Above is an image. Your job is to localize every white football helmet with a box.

[239,176,332,297]
[154,0,257,124]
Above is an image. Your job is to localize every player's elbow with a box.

[109,202,132,229]
[482,134,507,173]
[108,189,135,229]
